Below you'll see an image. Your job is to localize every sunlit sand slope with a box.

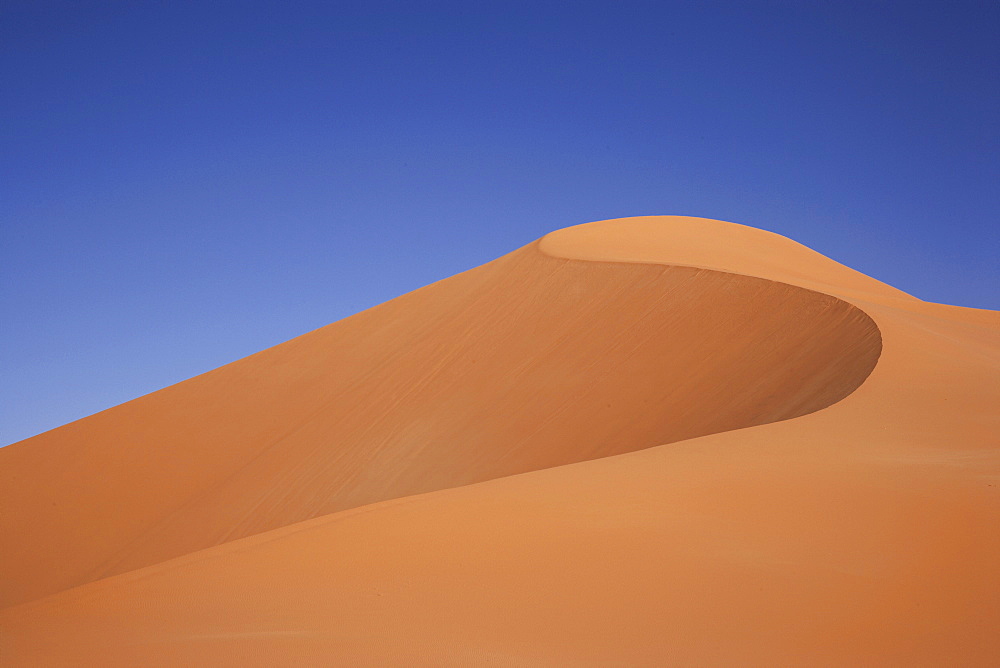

[2,217,997,665]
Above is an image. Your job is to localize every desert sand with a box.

[1,216,997,665]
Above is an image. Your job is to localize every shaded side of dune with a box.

[0,241,881,607]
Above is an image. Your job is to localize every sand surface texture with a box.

[1,216,997,665]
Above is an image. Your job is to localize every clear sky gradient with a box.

[2,1,998,446]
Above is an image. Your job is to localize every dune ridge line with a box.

[1,217,881,608]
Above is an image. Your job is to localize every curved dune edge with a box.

[539,215,917,306]
[0,223,881,608]
[2,217,999,665]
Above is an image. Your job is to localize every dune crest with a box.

[540,215,915,303]
[2,216,997,666]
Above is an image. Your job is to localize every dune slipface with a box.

[1,216,998,666]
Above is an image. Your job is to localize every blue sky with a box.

[2,1,998,446]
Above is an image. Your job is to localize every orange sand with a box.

[1,216,997,665]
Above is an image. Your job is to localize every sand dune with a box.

[2,216,997,665]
